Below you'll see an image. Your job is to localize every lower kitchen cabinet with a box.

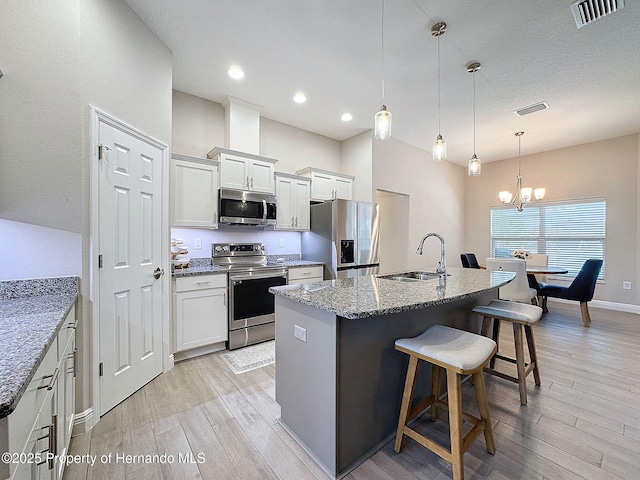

[288,265,324,285]
[174,274,228,352]
[2,306,76,480]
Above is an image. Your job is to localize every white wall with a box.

[373,137,465,272]
[0,220,82,280]
[342,131,373,202]
[172,90,225,157]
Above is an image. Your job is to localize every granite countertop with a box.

[269,267,515,320]
[172,257,323,277]
[0,277,79,418]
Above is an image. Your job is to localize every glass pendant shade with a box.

[468,154,481,176]
[374,105,392,140]
[534,188,546,200]
[521,187,532,202]
[433,135,446,162]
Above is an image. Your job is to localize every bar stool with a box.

[394,325,497,480]
[472,300,543,405]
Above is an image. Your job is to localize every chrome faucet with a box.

[416,233,446,275]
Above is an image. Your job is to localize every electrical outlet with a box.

[279,237,285,248]
[294,324,307,343]
[194,238,202,249]
[623,281,632,290]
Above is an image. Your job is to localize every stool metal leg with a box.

[446,369,464,480]
[472,370,496,454]
[395,355,419,453]
[524,325,541,386]
[512,323,528,405]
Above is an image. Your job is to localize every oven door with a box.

[228,270,287,330]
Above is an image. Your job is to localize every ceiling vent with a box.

[513,101,550,117]
[571,0,625,28]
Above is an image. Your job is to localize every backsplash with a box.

[170,228,301,257]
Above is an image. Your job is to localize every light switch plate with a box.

[194,238,202,249]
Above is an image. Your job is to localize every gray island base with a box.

[270,267,514,479]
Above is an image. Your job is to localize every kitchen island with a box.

[270,267,514,479]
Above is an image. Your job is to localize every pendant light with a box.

[431,22,447,162]
[467,62,481,176]
[499,132,546,211]
[374,0,391,140]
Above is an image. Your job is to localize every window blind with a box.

[491,198,605,279]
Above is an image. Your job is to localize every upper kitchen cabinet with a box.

[171,153,219,228]
[296,167,354,202]
[275,173,311,231]
[208,147,278,194]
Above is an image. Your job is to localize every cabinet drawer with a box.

[175,274,227,292]
[288,266,323,283]
[57,306,76,360]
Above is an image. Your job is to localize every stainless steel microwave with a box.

[218,188,277,226]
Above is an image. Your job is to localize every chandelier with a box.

[499,132,545,211]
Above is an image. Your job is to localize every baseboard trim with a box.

[72,407,94,435]
[173,342,226,362]
[548,298,640,315]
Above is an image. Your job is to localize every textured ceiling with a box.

[125,0,640,166]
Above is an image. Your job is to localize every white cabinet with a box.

[174,274,228,352]
[170,153,219,228]
[295,168,354,202]
[2,306,76,480]
[207,147,277,194]
[275,173,311,231]
[288,265,324,285]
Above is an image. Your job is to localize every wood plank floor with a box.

[64,303,640,480]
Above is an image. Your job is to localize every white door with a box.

[97,115,166,415]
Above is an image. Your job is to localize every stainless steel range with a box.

[212,243,287,350]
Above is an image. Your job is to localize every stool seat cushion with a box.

[472,300,542,325]
[395,325,497,371]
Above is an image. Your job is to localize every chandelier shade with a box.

[500,132,545,211]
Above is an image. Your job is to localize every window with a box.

[491,198,605,279]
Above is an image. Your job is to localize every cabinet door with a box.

[175,288,228,351]
[171,158,218,228]
[293,180,311,230]
[248,159,275,193]
[334,177,353,200]
[34,388,56,480]
[310,172,335,201]
[219,154,249,191]
[275,176,294,230]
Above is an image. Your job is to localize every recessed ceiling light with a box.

[341,113,353,122]
[227,66,244,80]
[293,92,307,104]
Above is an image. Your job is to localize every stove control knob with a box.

[214,246,222,252]
[222,246,229,252]
[260,245,266,251]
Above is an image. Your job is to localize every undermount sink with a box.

[377,271,448,282]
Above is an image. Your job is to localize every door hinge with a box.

[98,254,103,268]
[98,144,111,160]
[99,362,104,377]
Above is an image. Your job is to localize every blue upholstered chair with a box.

[460,253,480,269]
[538,259,603,327]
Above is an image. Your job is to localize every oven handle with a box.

[230,271,288,282]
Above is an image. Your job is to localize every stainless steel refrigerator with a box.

[301,199,380,279]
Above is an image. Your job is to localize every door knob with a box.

[153,267,165,279]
